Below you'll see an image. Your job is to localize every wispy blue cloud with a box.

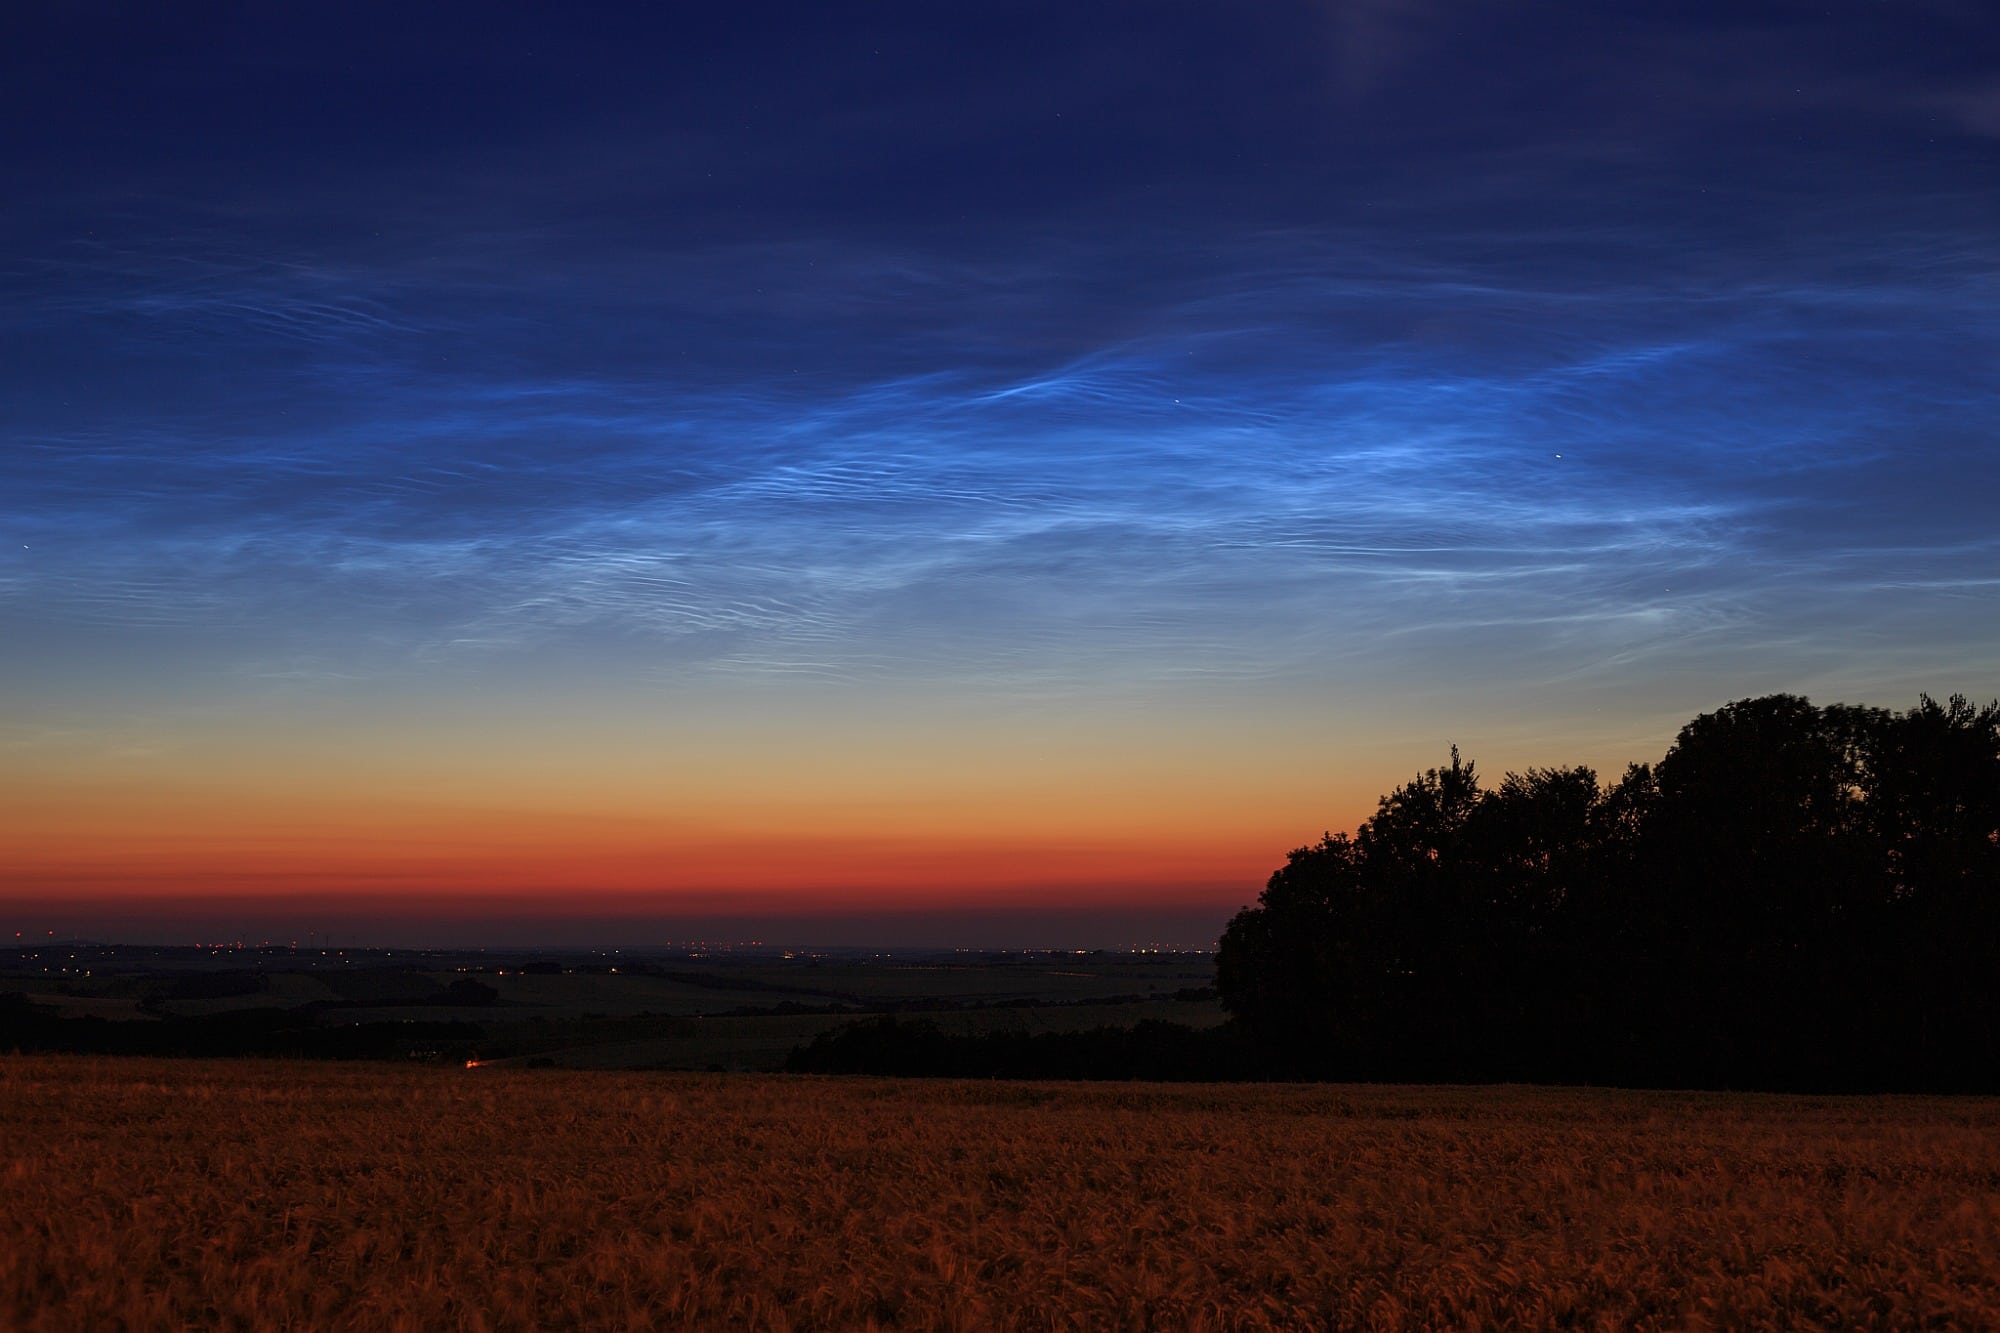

[3,0,1995,730]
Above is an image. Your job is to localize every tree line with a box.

[1216,693,2000,1090]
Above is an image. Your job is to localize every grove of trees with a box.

[1215,693,2000,1090]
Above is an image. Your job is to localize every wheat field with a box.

[4,1056,1997,1329]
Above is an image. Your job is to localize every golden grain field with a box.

[4,1057,1998,1330]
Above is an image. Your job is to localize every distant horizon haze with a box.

[0,892,1239,953]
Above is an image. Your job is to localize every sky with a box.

[3,1,1996,947]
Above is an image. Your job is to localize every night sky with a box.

[5,2,1996,946]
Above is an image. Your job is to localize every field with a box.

[1,945,1225,1070]
[5,1057,1998,1329]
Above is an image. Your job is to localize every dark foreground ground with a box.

[5,1055,1998,1329]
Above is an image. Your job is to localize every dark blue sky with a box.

[3,1,1996,943]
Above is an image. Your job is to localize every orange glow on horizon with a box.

[0,689,1415,930]
[0,770,1363,913]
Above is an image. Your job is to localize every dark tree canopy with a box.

[1216,693,2000,1090]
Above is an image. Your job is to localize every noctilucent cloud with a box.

[4,2,1996,945]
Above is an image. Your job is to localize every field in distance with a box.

[6,1056,1998,1329]
[0,944,1223,1070]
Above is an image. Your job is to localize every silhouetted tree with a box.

[1858,693,2000,902]
[1219,749,1494,1076]
[1846,693,2000,1082]
[1215,831,1374,1070]
[1624,695,1878,1081]
[1216,692,2000,1090]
